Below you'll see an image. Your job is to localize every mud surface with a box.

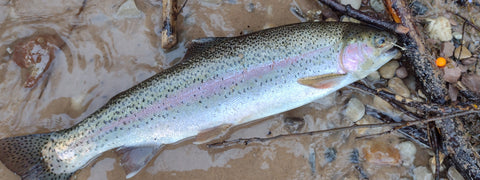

[0,0,434,179]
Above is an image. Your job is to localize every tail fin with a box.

[0,133,73,180]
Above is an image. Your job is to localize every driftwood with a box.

[317,0,480,179]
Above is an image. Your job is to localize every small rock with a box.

[340,0,361,10]
[461,74,480,93]
[12,34,63,88]
[379,60,400,79]
[410,1,428,15]
[461,57,477,65]
[441,42,455,57]
[115,0,143,19]
[452,31,463,40]
[414,166,433,180]
[340,16,360,23]
[283,117,305,134]
[388,77,411,97]
[370,0,385,13]
[447,167,465,180]
[395,141,416,167]
[362,141,401,165]
[395,66,408,79]
[324,147,337,163]
[344,97,365,122]
[426,17,453,42]
[404,76,417,93]
[454,46,472,60]
[443,65,462,83]
[373,96,393,113]
[449,85,458,102]
[367,71,381,81]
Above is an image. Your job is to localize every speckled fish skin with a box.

[0,22,398,180]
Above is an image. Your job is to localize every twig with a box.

[365,106,429,147]
[393,0,480,178]
[316,0,408,34]
[207,110,478,148]
[161,0,188,49]
[427,122,441,180]
[448,10,480,33]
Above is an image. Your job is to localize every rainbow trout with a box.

[0,22,398,179]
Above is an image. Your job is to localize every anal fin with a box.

[297,73,346,89]
[194,124,232,144]
[116,144,162,179]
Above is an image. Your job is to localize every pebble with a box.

[395,66,408,79]
[340,16,360,23]
[441,42,455,57]
[395,141,416,167]
[283,117,305,134]
[388,77,411,97]
[447,167,465,180]
[443,65,462,83]
[461,74,480,93]
[373,96,393,113]
[379,61,400,79]
[454,46,472,60]
[344,97,365,122]
[452,31,463,40]
[115,0,143,19]
[369,0,385,13]
[340,0,361,10]
[367,71,381,81]
[461,57,477,65]
[449,85,458,102]
[362,141,401,165]
[426,17,453,42]
[414,166,433,180]
[410,1,428,15]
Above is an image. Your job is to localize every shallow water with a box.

[0,0,430,179]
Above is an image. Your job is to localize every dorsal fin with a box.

[183,37,230,60]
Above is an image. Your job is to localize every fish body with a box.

[0,22,398,179]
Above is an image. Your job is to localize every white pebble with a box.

[395,141,416,167]
[344,97,365,122]
[413,166,433,180]
[447,167,465,180]
[426,17,453,42]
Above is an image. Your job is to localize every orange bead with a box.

[436,57,447,68]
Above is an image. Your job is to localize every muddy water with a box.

[0,0,430,179]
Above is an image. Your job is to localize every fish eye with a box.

[375,37,386,48]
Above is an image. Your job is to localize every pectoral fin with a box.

[116,144,162,179]
[297,73,346,89]
[194,124,232,144]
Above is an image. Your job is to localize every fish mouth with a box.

[383,46,400,58]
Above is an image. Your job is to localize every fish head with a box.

[338,27,399,78]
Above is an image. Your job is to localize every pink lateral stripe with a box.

[73,45,332,150]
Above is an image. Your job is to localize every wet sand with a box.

[0,0,431,179]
